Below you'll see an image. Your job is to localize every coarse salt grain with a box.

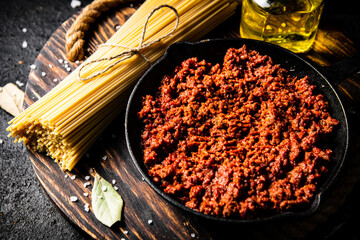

[102,155,107,161]
[66,67,71,72]
[102,186,107,191]
[53,78,58,83]
[89,168,94,173]
[0,139,3,144]
[190,233,196,238]
[83,182,90,187]
[58,59,63,64]
[85,175,90,181]
[22,28,27,33]
[75,60,80,64]
[83,192,89,197]
[84,204,90,212]
[124,230,129,235]
[41,72,46,77]
[112,179,116,185]
[48,64,53,68]
[114,186,119,191]
[70,196,78,202]
[30,64,36,70]
[22,40,28,48]
[147,219,153,225]
[16,81,24,87]
[64,174,68,179]
[70,175,76,180]
[70,0,81,9]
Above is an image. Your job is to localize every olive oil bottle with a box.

[240,0,324,53]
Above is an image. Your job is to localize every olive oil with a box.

[240,0,324,53]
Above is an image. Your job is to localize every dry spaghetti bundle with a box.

[7,0,238,171]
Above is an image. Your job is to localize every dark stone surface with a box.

[0,0,359,240]
[0,1,91,239]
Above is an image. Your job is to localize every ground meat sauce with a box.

[138,45,339,218]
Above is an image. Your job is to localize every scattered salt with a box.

[41,72,46,77]
[70,196,78,202]
[64,174,68,179]
[75,60,80,64]
[22,40,28,48]
[83,182,90,187]
[48,64,53,68]
[0,139,3,144]
[112,179,116,185]
[89,168,94,173]
[124,230,129,235]
[58,59,64,64]
[70,175,76,180]
[30,64,37,70]
[84,204,90,212]
[22,28,27,33]
[83,192,89,197]
[16,81,24,87]
[113,186,119,191]
[190,233,196,238]
[147,219,153,225]
[66,67,71,72]
[53,78,58,83]
[85,175,90,181]
[70,0,81,9]
[102,155,107,161]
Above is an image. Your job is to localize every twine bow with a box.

[78,4,179,81]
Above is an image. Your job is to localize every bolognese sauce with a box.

[138,45,338,218]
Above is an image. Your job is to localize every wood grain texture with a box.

[24,3,360,240]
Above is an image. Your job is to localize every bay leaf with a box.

[0,83,24,116]
[92,173,123,227]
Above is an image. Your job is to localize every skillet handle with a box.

[319,53,360,86]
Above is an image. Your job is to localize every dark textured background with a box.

[0,1,359,239]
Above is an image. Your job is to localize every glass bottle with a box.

[240,0,324,53]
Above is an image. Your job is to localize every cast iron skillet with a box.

[125,38,356,223]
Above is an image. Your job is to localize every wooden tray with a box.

[24,3,360,240]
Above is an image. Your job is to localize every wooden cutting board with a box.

[24,3,360,240]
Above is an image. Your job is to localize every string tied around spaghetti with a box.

[78,4,179,81]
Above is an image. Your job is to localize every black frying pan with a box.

[125,38,357,223]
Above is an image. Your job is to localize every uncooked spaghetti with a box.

[7,0,238,171]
